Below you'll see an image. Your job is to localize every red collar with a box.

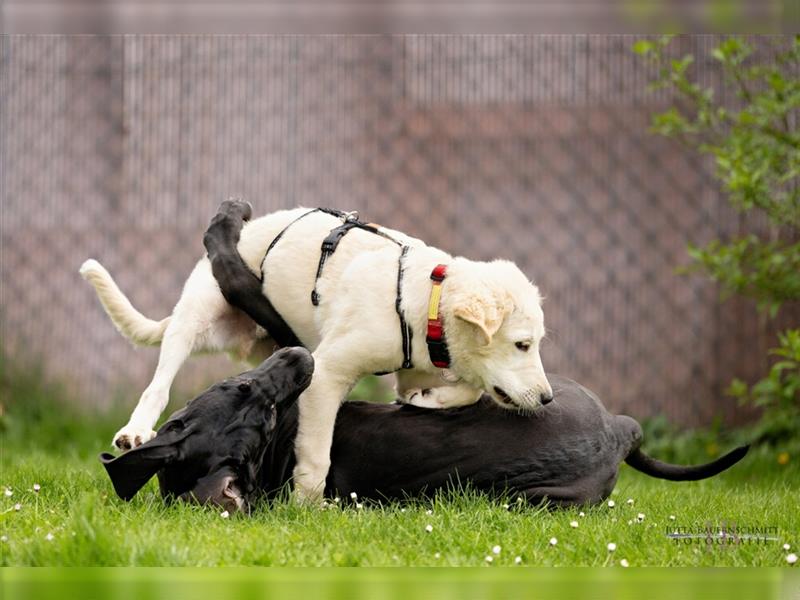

[426,264,451,368]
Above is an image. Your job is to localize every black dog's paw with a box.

[204,199,253,255]
[219,198,253,222]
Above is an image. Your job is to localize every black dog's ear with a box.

[99,428,187,501]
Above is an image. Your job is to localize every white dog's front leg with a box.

[292,358,355,503]
[401,382,483,409]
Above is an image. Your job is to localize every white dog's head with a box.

[442,259,552,412]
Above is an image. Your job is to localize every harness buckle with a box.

[343,210,360,223]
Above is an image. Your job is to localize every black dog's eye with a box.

[238,380,253,393]
[515,341,531,352]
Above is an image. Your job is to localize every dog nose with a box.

[277,346,311,365]
[540,392,554,405]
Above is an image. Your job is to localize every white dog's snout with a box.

[518,382,554,407]
[520,388,540,405]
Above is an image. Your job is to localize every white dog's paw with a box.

[112,424,156,451]
[401,386,483,409]
[292,464,327,505]
[400,388,439,408]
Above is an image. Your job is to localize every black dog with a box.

[101,346,747,512]
[101,347,314,513]
[98,201,749,511]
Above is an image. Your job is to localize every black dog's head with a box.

[99,347,313,514]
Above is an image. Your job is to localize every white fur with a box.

[81,207,551,501]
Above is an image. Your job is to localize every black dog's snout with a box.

[275,346,311,365]
[540,392,554,405]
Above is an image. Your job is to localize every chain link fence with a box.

[1,35,794,426]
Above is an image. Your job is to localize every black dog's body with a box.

[264,377,639,505]
[97,201,748,511]
[270,380,747,505]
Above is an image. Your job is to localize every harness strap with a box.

[260,207,415,371]
[396,245,414,369]
[311,214,402,306]
[260,207,346,279]
[311,218,361,306]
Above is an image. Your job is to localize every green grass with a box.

[1,361,798,567]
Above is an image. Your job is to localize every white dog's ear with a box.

[452,293,512,346]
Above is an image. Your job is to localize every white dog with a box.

[81,206,552,501]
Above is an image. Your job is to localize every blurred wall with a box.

[0,35,791,425]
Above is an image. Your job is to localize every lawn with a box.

[1,365,798,567]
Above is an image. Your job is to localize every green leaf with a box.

[632,40,655,55]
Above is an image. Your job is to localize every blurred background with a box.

[1,34,797,428]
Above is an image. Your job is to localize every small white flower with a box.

[514,556,522,564]
[220,510,230,519]
[4,488,12,497]
[13,503,21,511]
[607,500,615,508]
[579,511,585,517]
[619,559,629,568]
[355,503,363,510]
[669,515,676,521]
[502,504,510,510]
[516,497,524,504]
[425,524,433,533]
[637,513,645,522]
[333,497,340,504]
[549,537,558,546]
[787,553,798,565]
[45,533,54,542]
[33,484,41,493]
[350,492,358,500]
[492,545,501,555]
[1,535,7,542]
[434,552,441,559]
[783,543,791,550]
[626,498,634,505]
[607,542,617,552]
[426,509,433,515]
[400,508,406,513]
[570,520,579,528]
[627,520,633,525]
[485,555,493,563]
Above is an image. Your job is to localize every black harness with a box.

[260,208,414,371]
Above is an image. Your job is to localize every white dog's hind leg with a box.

[400,382,483,409]
[112,316,199,450]
[112,260,234,451]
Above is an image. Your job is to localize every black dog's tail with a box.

[625,445,749,481]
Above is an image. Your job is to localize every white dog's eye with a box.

[515,341,531,352]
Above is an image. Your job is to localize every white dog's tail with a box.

[79,259,170,346]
